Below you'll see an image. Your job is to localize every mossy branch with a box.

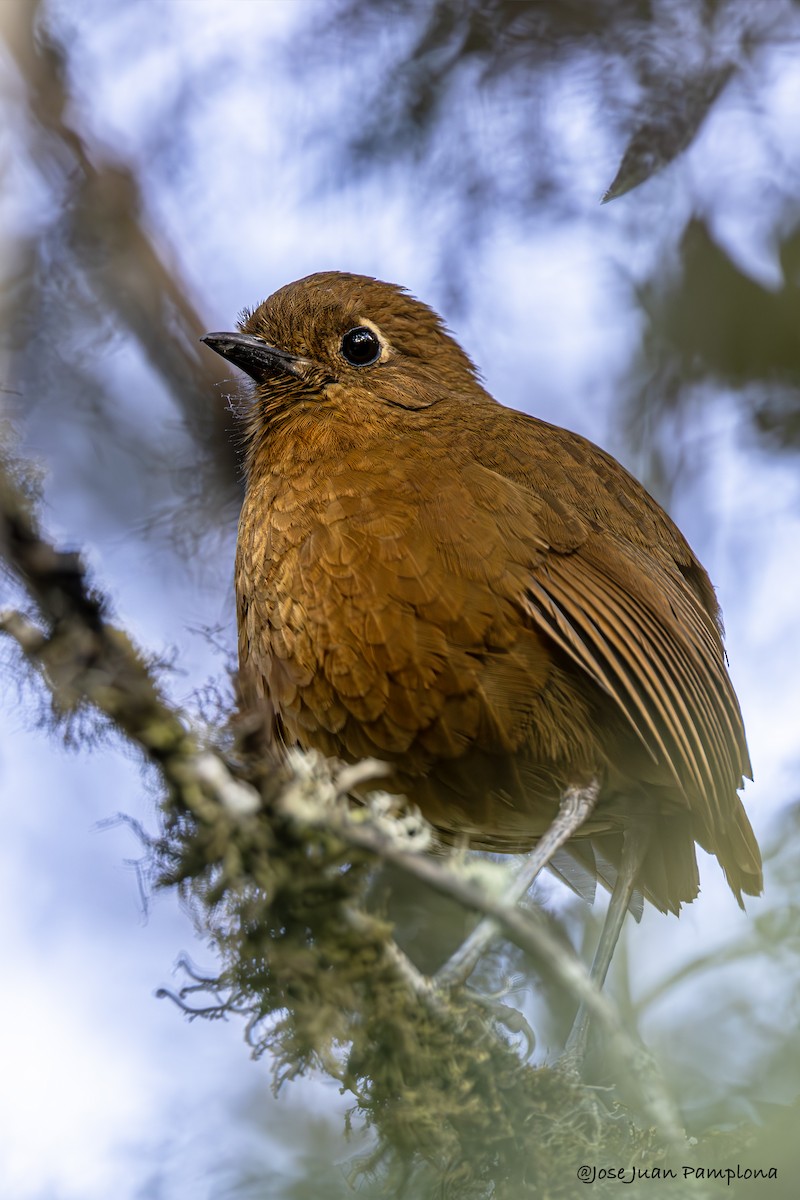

[0,459,688,1196]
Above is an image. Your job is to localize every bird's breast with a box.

[234,454,553,774]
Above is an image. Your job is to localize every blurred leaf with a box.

[603,63,734,201]
[648,219,800,385]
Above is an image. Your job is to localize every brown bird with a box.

[203,271,761,1000]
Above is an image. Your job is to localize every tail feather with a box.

[700,801,763,908]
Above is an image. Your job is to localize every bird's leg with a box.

[563,818,651,1065]
[434,778,600,988]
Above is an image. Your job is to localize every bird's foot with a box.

[465,984,536,1058]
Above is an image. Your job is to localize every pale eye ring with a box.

[340,326,381,367]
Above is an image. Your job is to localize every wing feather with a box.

[522,532,748,845]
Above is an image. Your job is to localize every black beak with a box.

[201,332,306,381]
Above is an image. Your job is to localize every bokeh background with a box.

[2,1,799,1196]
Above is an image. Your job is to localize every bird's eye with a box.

[340,326,381,367]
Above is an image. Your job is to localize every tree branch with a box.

[1,459,688,1183]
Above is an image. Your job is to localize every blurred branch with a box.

[1,0,240,496]
[0,489,261,842]
[324,0,779,210]
[617,217,800,506]
[635,923,796,1017]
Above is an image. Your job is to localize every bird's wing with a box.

[527,537,748,798]
[451,461,751,839]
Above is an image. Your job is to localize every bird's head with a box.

[202,272,485,436]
